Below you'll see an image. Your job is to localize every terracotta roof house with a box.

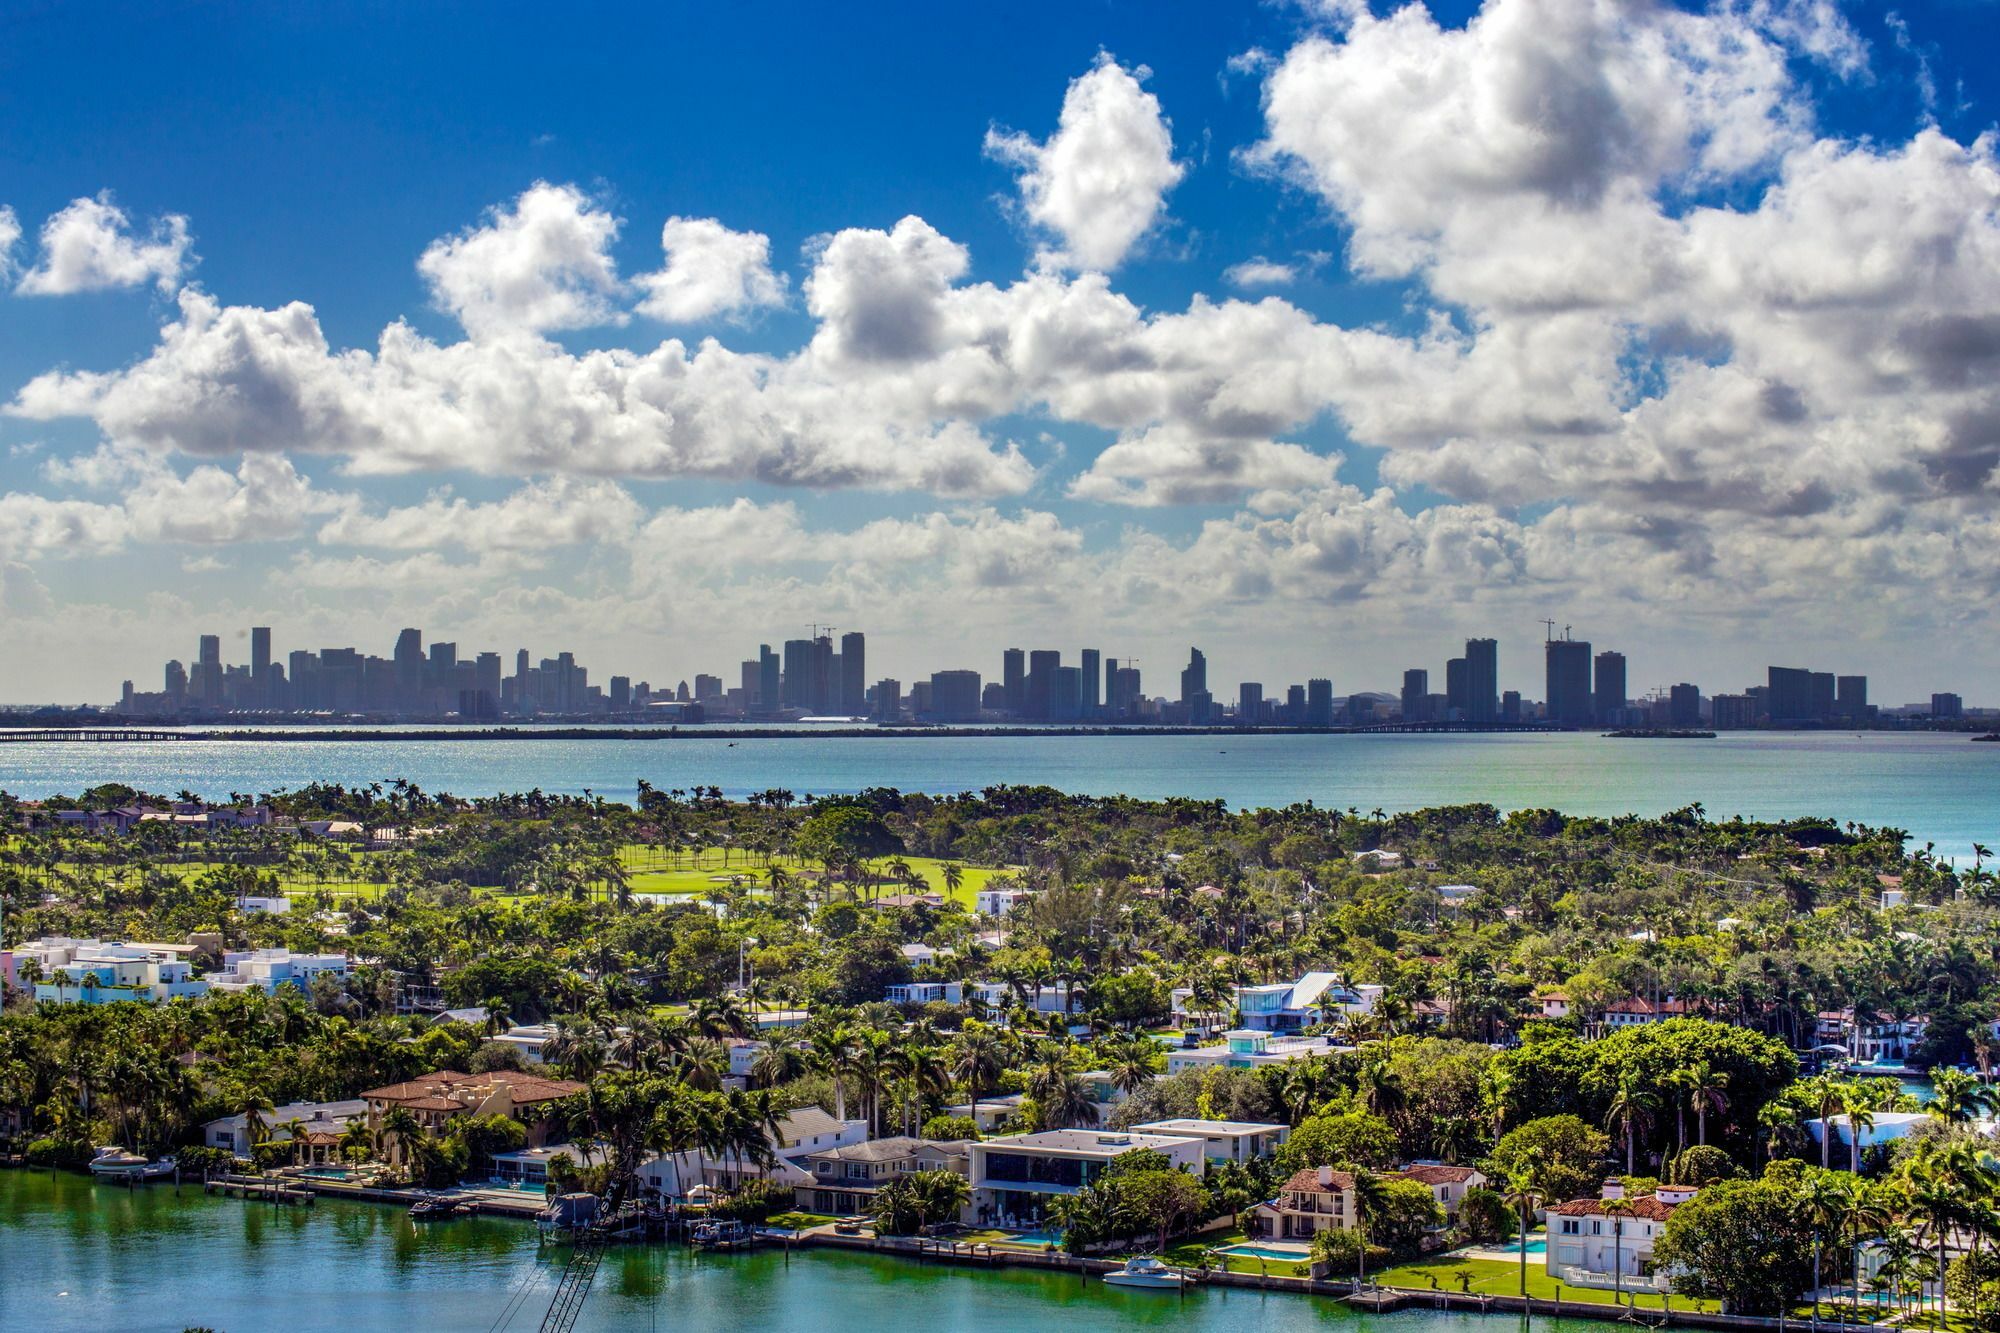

[359,1069,584,1164]
[1545,1180,1696,1292]
[1390,1163,1487,1215]
[1251,1165,1359,1240]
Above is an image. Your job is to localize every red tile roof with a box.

[1549,1194,1679,1221]
[362,1069,583,1107]
[1279,1167,1356,1195]
[1393,1164,1482,1186]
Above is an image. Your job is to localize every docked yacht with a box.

[87,1147,177,1180]
[1103,1256,1186,1289]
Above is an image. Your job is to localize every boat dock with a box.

[207,1174,314,1205]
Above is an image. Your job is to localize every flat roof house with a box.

[1167,1030,1349,1074]
[1133,1118,1290,1164]
[966,1128,1206,1228]
[204,1099,367,1159]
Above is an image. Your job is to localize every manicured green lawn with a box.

[764,1211,839,1230]
[1371,1255,1719,1313]
[616,846,1010,907]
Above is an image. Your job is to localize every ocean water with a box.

[0,729,1993,858]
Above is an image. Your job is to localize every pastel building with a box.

[23,939,208,1005]
[1171,972,1381,1034]
[1547,1180,1695,1291]
[205,949,351,995]
[1132,1118,1289,1164]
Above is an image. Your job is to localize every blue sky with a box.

[2,0,1998,704]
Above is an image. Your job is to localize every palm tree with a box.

[951,1030,1005,1131]
[1843,1182,1895,1320]
[1104,1035,1161,1099]
[1602,1196,1635,1306]
[1350,1170,1391,1290]
[807,1025,857,1122]
[377,1106,422,1167]
[1810,1077,1846,1171]
[1604,1075,1657,1175]
[1847,1104,1876,1176]
[749,1038,808,1088]
[1690,1063,1730,1146]
[1503,1172,1547,1296]
[1798,1172,1848,1324]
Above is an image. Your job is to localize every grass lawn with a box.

[1372,1255,1719,1313]
[764,1211,839,1230]
[1162,1229,1315,1277]
[47,857,397,904]
[616,846,1011,907]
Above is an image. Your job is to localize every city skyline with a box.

[106,620,1986,724]
[4,3,2000,704]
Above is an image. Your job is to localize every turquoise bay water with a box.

[0,1170,1591,1332]
[1,730,1995,857]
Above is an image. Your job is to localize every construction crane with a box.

[1538,618,1558,642]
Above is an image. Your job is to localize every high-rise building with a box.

[1836,675,1868,720]
[196,634,223,705]
[1545,638,1594,726]
[812,635,835,713]
[694,674,723,701]
[740,659,760,706]
[1079,649,1101,718]
[871,678,902,721]
[1766,667,1816,724]
[1933,692,1965,720]
[1401,669,1428,724]
[928,670,982,721]
[394,628,424,706]
[1712,693,1757,729]
[1002,648,1026,716]
[1026,649,1060,721]
[1501,690,1521,722]
[1305,678,1334,727]
[1239,683,1263,723]
[1103,657,1119,717]
[610,676,632,709]
[840,632,867,714]
[1465,638,1498,723]
[1285,684,1305,724]
[1111,666,1143,715]
[1445,657,1468,717]
[759,645,780,716]
[1180,648,1207,704]
[251,627,272,703]
[1669,682,1701,727]
[1052,665,1083,721]
[1593,651,1626,724]
[782,639,814,710]
[165,659,187,699]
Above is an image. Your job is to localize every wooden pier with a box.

[207,1175,314,1205]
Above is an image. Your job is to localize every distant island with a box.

[1603,728,1717,739]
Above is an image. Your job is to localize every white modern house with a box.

[1133,1118,1289,1164]
[636,1105,868,1199]
[966,1128,1206,1228]
[1547,1180,1695,1291]
[205,948,351,995]
[976,888,1032,916]
[885,981,964,1005]
[946,1069,1126,1132]
[1170,972,1381,1034]
[1809,1110,1932,1153]
[23,939,208,1005]
[1167,1030,1349,1074]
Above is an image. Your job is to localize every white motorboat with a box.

[87,1147,177,1180]
[1103,1256,1187,1289]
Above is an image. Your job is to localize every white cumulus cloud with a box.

[986,55,1185,271]
[635,216,787,323]
[15,193,193,296]
[416,181,623,338]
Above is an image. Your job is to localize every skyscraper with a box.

[1051,665,1083,721]
[1669,683,1701,727]
[1079,648,1100,719]
[1836,675,1868,720]
[1766,667,1815,724]
[1401,668,1428,724]
[251,627,272,704]
[1026,649,1060,720]
[840,632,866,714]
[1593,650,1626,724]
[1239,682,1263,723]
[928,670,982,721]
[1545,638,1594,725]
[1305,678,1334,727]
[782,639,814,709]
[1445,657,1468,717]
[394,628,424,707]
[759,645,780,716]
[1179,648,1207,703]
[1465,638,1498,723]
[197,634,222,705]
[812,635,834,713]
[1002,648,1025,716]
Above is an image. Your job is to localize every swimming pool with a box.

[1217,1244,1314,1262]
[997,1230,1065,1248]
